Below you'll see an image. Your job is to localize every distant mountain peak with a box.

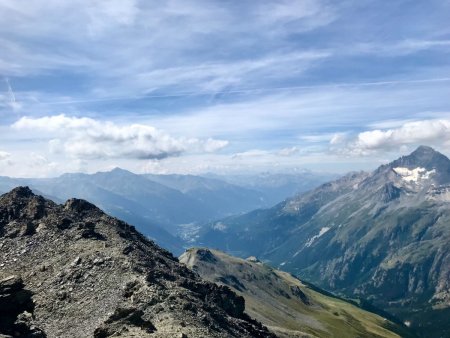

[389,145,450,173]
[92,167,136,179]
[109,167,134,175]
[412,145,436,154]
[408,145,442,162]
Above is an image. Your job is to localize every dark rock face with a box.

[0,187,275,338]
[195,248,218,263]
[0,275,46,337]
[379,182,402,203]
[289,285,310,305]
[93,307,157,338]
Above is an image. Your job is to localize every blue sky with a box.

[0,0,450,177]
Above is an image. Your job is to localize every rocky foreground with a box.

[0,187,274,338]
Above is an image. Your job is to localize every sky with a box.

[0,0,450,177]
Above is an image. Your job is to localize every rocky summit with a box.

[0,187,274,338]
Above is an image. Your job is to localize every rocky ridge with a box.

[0,187,274,338]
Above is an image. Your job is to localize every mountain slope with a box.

[0,169,331,253]
[0,187,274,338]
[196,146,450,337]
[180,248,410,338]
[207,172,336,206]
[197,171,369,257]
[143,174,267,218]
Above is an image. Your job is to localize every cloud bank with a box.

[331,119,450,156]
[12,115,228,160]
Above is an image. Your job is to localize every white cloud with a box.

[332,119,450,156]
[231,149,269,159]
[232,146,303,159]
[301,133,337,143]
[27,153,58,175]
[330,133,348,145]
[202,138,229,153]
[29,153,49,166]
[0,151,13,168]
[278,146,300,156]
[12,115,228,160]
[0,151,11,161]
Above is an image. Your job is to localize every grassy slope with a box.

[181,248,409,338]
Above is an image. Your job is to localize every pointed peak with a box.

[111,167,129,172]
[108,167,134,176]
[410,145,438,156]
[91,167,135,178]
[3,186,36,199]
[390,146,449,170]
[380,146,450,185]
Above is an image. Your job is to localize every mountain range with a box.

[196,146,450,337]
[0,169,331,254]
[0,187,412,338]
[1,146,448,336]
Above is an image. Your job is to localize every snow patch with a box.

[294,227,331,257]
[305,227,330,247]
[212,222,227,231]
[393,167,435,182]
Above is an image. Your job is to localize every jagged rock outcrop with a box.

[0,274,46,337]
[0,187,274,338]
